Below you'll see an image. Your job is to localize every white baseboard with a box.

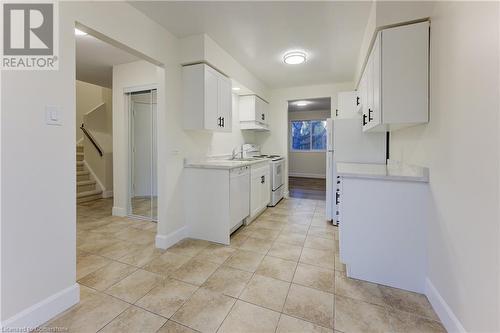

[102,190,113,198]
[112,206,127,217]
[284,191,290,199]
[1,284,79,330]
[289,172,326,179]
[155,226,188,249]
[425,278,466,333]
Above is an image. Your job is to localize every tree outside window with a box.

[290,120,327,151]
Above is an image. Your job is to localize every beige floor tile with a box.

[268,242,303,262]
[193,243,236,264]
[172,288,236,333]
[256,256,297,282]
[118,244,165,267]
[251,219,285,231]
[308,226,335,240]
[157,321,197,333]
[89,222,130,237]
[388,309,447,333]
[114,227,156,245]
[304,235,335,251]
[168,238,211,257]
[100,306,166,333]
[281,224,309,235]
[229,233,249,248]
[76,251,111,280]
[334,254,346,272]
[380,285,439,321]
[223,249,265,272]
[78,235,121,254]
[239,275,290,312]
[143,252,192,276]
[78,261,137,291]
[283,284,334,329]
[293,263,334,293]
[335,295,391,333]
[202,266,253,297]
[335,271,385,306]
[276,232,307,246]
[218,300,280,333]
[106,269,163,303]
[44,286,129,332]
[238,237,274,254]
[247,227,281,240]
[276,314,333,333]
[299,247,335,270]
[136,278,198,318]
[97,239,145,260]
[130,219,157,231]
[170,259,220,286]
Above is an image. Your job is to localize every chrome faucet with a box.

[231,145,245,160]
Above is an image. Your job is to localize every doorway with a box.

[287,97,331,200]
[126,88,158,221]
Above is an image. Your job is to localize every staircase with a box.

[76,145,102,203]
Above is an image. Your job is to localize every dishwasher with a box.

[230,166,250,233]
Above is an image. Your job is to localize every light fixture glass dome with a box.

[283,51,306,65]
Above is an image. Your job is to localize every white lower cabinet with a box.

[249,162,270,222]
[184,166,250,245]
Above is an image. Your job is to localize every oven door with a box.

[272,160,284,191]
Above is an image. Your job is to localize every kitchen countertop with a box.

[184,158,270,170]
[336,161,429,183]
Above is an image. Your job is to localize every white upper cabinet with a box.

[360,21,429,132]
[183,63,232,132]
[335,91,359,119]
[239,95,269,130]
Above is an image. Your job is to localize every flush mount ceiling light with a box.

[283,51,307,65]
[232,87,241,91]
[75,28,88,36]
[295,100,310,106]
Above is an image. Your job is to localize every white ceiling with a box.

[130,1,372,88]
[76,33,139,88]
[288,97,331,112]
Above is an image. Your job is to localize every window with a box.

[290,120,327,151]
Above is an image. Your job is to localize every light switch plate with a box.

[45,105,62,126]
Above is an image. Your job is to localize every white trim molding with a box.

[425,278,466,333]
[155,226,188,249]
[83,160,105,195]
[0,284,79,330]
[289,172,326,179]
[112,206,127,216]
[102,190,113,198]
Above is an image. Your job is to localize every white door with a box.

[260,169,271,208]
[250,172,261,217]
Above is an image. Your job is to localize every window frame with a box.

[289,118,328,153]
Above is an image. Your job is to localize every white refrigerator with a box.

[325,118,387,222]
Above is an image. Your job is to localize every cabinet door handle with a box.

[335,109,339,117]
[261,175,265,184]
[221,117,225,127]
[335,191,340,205]
[261,114,265,121]
[362,114,367,126]
[356,96,360,105]
[368,109,373,122]
[217,117,221,127]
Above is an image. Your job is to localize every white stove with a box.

[244,145,285,206]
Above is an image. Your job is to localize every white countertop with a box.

[336,161,429,183]
[185,158,270,170]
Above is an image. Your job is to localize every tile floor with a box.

[43,197,446,333]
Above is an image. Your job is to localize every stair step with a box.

[76,152,84,161]
[77,171,90,181]
[76,145,84,153]
[77,192,102,203]
[77,189,101,198]
[77,180,96,186]
[76,161,84,166]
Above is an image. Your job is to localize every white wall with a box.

[0,2,271,326]
[257,83,353,194]
[288,110,330,178]
[75,80,112,141]
[387,2,499,332]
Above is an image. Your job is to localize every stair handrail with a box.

[80,123,103,157]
